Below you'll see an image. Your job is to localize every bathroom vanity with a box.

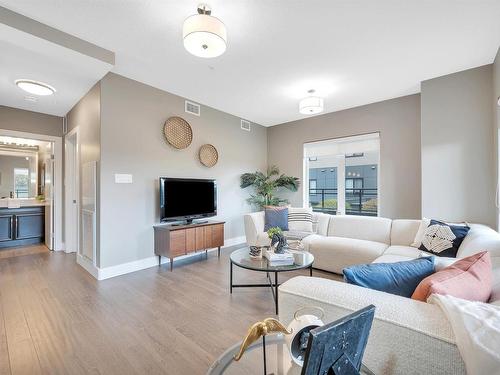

[0,203,45,248]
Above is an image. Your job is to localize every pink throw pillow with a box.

[411,251,492,302]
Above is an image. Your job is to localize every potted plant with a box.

[240,166,299,209]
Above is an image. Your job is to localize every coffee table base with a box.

[230,262,313,315]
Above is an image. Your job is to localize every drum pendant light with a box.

[183,4,227,58]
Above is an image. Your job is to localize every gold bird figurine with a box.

[233,318,292,361]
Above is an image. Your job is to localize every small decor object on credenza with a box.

[301,305,376,375]
[163,116,193,149]
[199,144,219,167]
[234,317,292,374]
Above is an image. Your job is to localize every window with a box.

[304,133,379,216]
[14,168,29,198]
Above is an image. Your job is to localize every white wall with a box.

[421,64,495,226]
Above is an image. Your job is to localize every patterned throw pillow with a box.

[288,207,313,233]
[418,219,470,257]
[264,206,289,232]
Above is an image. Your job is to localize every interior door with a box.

[44,157,54,249]
[65,132,78,253]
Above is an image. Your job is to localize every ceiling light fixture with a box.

[15,79,56,96]
[299,89,324,115]
[183,4,227,58]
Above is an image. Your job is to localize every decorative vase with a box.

[249,246,262,259]
[271,233,287,254]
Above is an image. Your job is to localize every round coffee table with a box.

[207,334,375,375]
[229,248,314,314]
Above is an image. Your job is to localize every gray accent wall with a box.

[267,94,421,219]
[99,73,267,268]
[0,105,62,136]
[421,65,495,227]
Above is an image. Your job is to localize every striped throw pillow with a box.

[288,208,313,233]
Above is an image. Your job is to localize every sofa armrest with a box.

[279,277,465,374]
[312,212,331,236]
[244,211,269,246]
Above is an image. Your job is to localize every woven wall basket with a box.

[163,116,193,149]
[199,144,218,167]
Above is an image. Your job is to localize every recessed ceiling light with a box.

[299,89,324,115]
[183,4,227,58]
[15,79,56,96]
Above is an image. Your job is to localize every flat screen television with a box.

[159,177,217,224]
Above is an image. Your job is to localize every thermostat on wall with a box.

[115,174,133,184]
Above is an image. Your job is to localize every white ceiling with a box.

[1,1,499,126]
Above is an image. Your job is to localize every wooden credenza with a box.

[153,220,224,270]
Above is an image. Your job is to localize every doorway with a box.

[64,128,79,253]
[0,129,63,252]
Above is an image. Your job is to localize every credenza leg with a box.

[158,255,161,266]
[218,246,221,258]
[170,258,173,271]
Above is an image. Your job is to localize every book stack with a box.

[263,249,295,266]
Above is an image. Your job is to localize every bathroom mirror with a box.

[0,148,38,199]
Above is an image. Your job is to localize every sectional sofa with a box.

[243,211,500,374]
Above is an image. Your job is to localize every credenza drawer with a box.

[169,230,186,256]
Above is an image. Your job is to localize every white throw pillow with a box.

[288,207,313,233]
[411,218,431,247]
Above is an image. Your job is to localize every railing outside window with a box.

[309,188,378,216]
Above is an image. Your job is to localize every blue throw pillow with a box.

[264,206,289,231]
[343,257,435,298]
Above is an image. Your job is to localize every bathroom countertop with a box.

[0,199,49,208]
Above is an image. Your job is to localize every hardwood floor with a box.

[0,244,49,260]
[0,246,338,375]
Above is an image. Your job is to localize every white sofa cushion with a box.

[244,212,270,246]
[384,245,423,258]
[391,219,421,246]
[375,246,457,271]
[328,215,392,244]
[312,212,330,236]
[279,276,465,374]
[306,236,388,274]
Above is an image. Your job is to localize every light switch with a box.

[115,174,133,184]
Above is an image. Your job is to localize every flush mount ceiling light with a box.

[15,79,56,96]
[183,4,227,58]
[299,89,324,115]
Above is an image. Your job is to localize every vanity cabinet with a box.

[0,206,45,249]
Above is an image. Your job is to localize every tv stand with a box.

[153,220,225,271]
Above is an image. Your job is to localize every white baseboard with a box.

[76,235,246,281]
[76,253,99,279]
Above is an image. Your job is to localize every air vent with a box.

[241,119,251,131]
[185,100,200,116]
